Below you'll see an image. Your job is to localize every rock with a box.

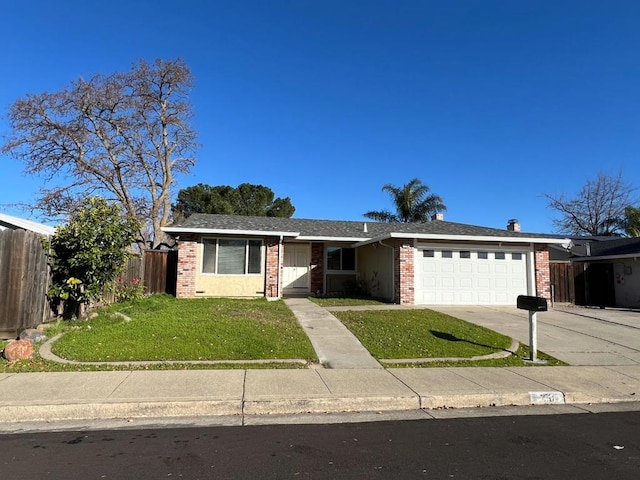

[2,339,34,361]
[19,328,48,343]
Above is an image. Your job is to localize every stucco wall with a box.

[613,260,640,307]
[357,243,394,301]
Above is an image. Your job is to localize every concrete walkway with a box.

[284,298,382,369]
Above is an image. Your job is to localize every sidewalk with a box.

[1,300,640,427]
[1,365,640,425]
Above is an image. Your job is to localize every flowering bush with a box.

[112,276,145,303]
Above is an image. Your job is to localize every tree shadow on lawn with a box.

[429,330,510,352]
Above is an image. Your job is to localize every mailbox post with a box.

[516,295,548,362]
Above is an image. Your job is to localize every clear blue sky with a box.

[1,0,639,233]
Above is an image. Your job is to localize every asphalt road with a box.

[1,412,639,479]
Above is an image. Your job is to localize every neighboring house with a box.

[551,237,640,308]
[163,214,569,306]
[0,212,56,236]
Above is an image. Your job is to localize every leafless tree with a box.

[545,171,635,236]
[2,58,197,248]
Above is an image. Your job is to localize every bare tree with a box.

[2,58,197,248]
[545,172,635,236]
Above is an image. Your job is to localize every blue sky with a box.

[1,0,639,233]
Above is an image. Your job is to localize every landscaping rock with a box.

[19,328,48,343]
[2,339,34,361]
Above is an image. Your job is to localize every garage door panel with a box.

[417,247,529,305]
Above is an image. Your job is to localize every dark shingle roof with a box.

[584,237,640,257]
[165,214,564,243]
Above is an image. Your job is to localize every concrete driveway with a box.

[429,305,640,366]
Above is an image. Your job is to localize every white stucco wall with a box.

[613,260,640,307]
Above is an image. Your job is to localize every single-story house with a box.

[163,214,570,306]
[0,212,56,236]
[550,237,640,308]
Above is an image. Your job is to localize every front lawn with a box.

[52,295,317,363]
[334,308,565,366]
[309,297,389,307]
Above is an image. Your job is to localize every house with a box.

[0,212,56,236]
[550,237,640,308]
[162,214,570,306]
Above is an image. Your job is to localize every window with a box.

[460,251,471,259]
[495,252,506,260]
[477,251,488,259]
[512,253,523,260]
[442,250,453,258]
[422,249,435,258]
[327,247,355,271]
[202,238,262,274]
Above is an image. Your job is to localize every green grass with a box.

[335,308,515,359]
[334,308,566,367]
[51,295,317,363]
[308,296,389,307]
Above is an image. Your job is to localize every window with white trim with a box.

[327,247,355,271]
[202,238,262,274]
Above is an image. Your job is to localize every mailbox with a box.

[517,295,548,312]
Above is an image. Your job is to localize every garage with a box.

[415,244,531,305]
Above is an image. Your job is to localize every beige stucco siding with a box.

[357,243,394,301]
[195,274,265,297]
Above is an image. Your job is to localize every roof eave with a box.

[162,227,301,237]
[572,253,640,262]
[355,232,570,247]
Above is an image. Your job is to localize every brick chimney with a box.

[507,219,521,232]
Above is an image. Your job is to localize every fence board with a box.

[143,250,177,295]
[550,262,574,304]
[0,229,50,339]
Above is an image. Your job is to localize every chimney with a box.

[432,213,444,221]
[363,223,368,233]
[507,219,521,232]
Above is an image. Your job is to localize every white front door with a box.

[283,244,310,290]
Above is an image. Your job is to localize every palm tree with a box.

[364,178,446,223]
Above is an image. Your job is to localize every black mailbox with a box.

[517,295,548,312]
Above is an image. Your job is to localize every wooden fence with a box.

[143,250,177,296]
[0,229,51,338]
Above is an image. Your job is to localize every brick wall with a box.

[394,239,415,305]
[175,234,197,298]
[310,243,324,294]
[265,237,280,298]
[534,244,551,300]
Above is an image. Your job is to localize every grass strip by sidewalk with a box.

[334,308,565,366]
[51,295,317,363]
[308,297,389,307]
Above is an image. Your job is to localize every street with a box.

[1,411,638,479]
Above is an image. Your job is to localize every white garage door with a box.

[416,246,529,305]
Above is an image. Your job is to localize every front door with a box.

[283,244,310,291]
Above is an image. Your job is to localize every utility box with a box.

[517,295,548,312]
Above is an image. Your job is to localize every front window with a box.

[202,238,262,274]
[327,247,355,271]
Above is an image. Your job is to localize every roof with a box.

[570,237,640,261]
[0,212,56,236]
[163,214,568,245]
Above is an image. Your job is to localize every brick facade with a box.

[310,243,324,294]
[175,234,197,298]
[265,237,280,299]
[394,239,415,305]
[534,244,551,300]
